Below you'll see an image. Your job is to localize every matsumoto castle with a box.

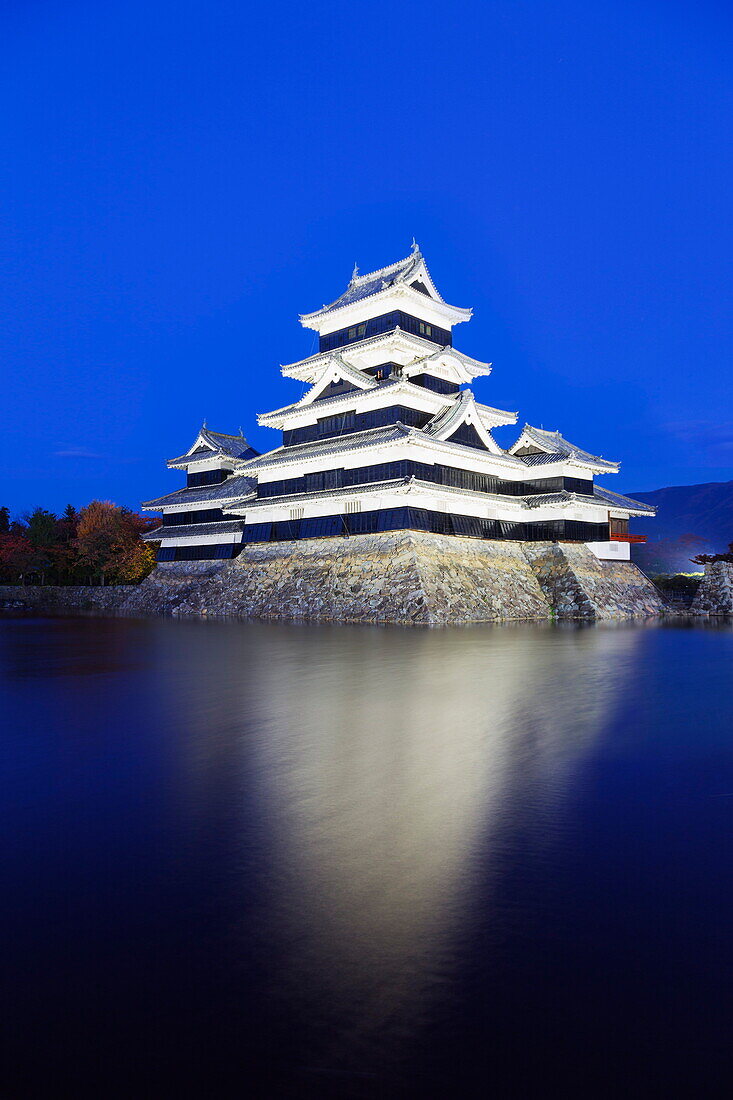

[143,246,653,562]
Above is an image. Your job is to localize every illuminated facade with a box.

[143,246,653,560]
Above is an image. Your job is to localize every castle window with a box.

[319,312,451,353]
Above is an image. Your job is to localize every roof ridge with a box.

[349,250,420,285]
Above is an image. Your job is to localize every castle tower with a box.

[143,247,654,561]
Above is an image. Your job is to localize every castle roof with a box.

[141,473,257,510]
[281,331,491,383]
[167,426,259,467]
[244,424,413,469]
[420,390,506,452]
[142,519,246,541]
[509,424,619,472]
[592,485,656,515]
[299,245,472,328]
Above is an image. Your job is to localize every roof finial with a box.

[411,237,420,254]
[202,418,207,429]
[239,425,244,437]
[351,262,359,282]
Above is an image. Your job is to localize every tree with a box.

[23,508,60,582]
[110,538,159,583]
[75,501,127,584]
[0,499,158,587]
[24,507,59,549]
[61,504,79,527]
[691,541,733,566]
[52,505,82,583]
[0,535,37,583]
[75,501,159,584]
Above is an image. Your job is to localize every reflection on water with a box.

[235,626,639,1079]
[2,617,733,1096]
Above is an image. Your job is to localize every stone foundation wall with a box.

[691,561,733,615]
[524,542,664,620]
[172,532,552,625]
[0,584,130,614]
[0,562,229,617]
[0,533,667,625]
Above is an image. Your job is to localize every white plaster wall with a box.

[587,541,630,561]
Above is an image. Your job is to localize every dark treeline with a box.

[0,502,161,585]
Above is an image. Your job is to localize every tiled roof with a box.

[405,344,491,378]
[593,485,656,514]
[517,452,568,467]
[301,249,426,318]
[142,475,257,510]
[143,520,245,541]
[523,492,576,507]
[282,331,488,379]
[167,427,259,466]
[422,390,484,438]
[238,476,528,512]
[319,355,377,389]
[515,424,618,471]
[234,479,405,510]
[245,424,413,469]
[522,487,655,515]
[201,429,258,458]
[524,490,626,509]
[247,422,535,474]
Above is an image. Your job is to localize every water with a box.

[2,615,733,1097]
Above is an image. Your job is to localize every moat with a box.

[3,615,733,1097]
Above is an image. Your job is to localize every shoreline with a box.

[2,537,729,624]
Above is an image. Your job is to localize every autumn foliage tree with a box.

[75,501,159,584]
[0,501,159,585]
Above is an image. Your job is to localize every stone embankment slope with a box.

[691,561,733,615]
[524,542,663,620]
[0,533,666,624]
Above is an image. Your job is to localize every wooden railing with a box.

[610,533,647,544]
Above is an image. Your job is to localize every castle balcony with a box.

[610,533,647,544]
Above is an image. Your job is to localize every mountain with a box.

[623,479,733,573]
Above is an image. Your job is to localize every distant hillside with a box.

[624,479,733,573]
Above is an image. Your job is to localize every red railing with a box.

[610,533,647,544]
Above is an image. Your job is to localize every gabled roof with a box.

[299,244,472,327]
[508,424,619,472]
[167,426,259,467]
[523,485,656,517]
[422,390,503,453]
[402,344,492,383]
[593,485,656,515]
[281,330,490,383]
[298,356,377,405]
[141,474,257,510]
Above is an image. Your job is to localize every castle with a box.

[143,245,653,565]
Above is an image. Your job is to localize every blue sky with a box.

[2,0,732,515]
